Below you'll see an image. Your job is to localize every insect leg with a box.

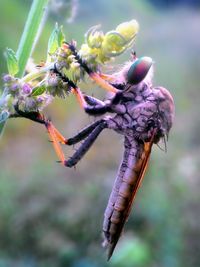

[53,64,113,116]
[83,94,115,115]
[12,102,108,165]
[84,95,105,106]
[63,119,105,145]
[45,119,107,165]
[89,72,119,93]
[66,42,119,93]
[47,118,106,146]
[84,104,112,116]
[64,120,108,167]
[72,86,110,115]
[10,105,66,163]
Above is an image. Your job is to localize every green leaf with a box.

[47,24,65,60]
[0,121,6,138]
[57,25,65,47]
[47,23,65,61]
[5,48,19,76]
[31,84,46,96]
[16,0,50,78]
[48,24,59,55]
[0,111,9,138]
[0,111,9,123]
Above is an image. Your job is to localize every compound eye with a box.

[127,56,153,84]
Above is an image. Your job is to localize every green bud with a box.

[86,27,104,49]
[116,19,139,41]
[102,31,127,56]
[79,44,92,58]
[85,25,103,48]
[79,44,99,65]
[67,55,76,63]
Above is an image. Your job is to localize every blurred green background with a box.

[0,0,200,266]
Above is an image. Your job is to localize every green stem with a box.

[16,0,49,78]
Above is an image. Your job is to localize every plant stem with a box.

[16,0,49,78]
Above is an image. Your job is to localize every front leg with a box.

[64,119,108,167]
[84,95,105,106]
[74,88,115,116]
[11,104,107,166]
[83,93,124,116]
[46,118,108,166]
[53,63,120,116]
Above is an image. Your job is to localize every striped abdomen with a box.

[103,137,152,260]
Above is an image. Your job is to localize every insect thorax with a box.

[107,81,174,144]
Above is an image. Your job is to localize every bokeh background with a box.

[0,0,200,266]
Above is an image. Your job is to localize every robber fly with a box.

[11,43,175,260]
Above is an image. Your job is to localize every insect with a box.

[11,45,175,260]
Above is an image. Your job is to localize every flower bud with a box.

[22,83,32,95]
[25,98,37,110]
[87,31,104,49]
[116,19,139,41]
[10,83,19,92]
[37,96,44,103]
[2,74,12,83]
[102,32,126,56]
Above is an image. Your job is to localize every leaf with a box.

[47,23,59,56]
[5,48,19,76]
[16,0,49,78]
[57,25,65,47]
[0,111,9,138]
[31,84,46,96]
[0,121,6,138]
[0,111,9,123]
[47,24,65,60]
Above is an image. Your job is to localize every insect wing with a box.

[125,140,153,219]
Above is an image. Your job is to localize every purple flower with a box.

[25,98,36,110]
[10,83,19,92]
[39,94,53,108]
[3,74,12,83]
[22,83,32,94]
[37,96,44,103]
